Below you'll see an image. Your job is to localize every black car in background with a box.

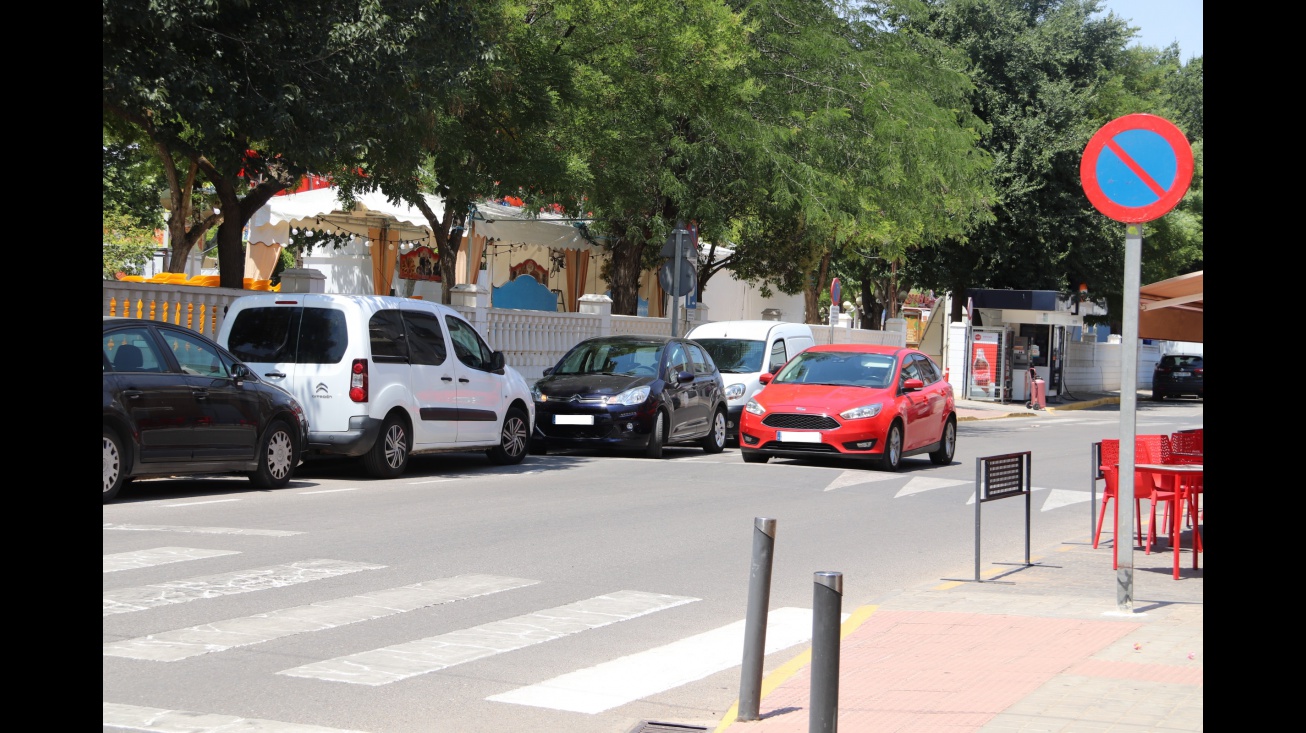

[530,335,727,458]
[1152,354,1203,400]
[103,317,309,502]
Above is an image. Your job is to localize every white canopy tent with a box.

[246,187,445,295]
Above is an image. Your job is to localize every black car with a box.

[103,317,309,502]
[1151,353,1203,400]
[530,335,728,458]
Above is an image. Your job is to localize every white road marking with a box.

[1040,488,1093,511]
[408,479,456,484]
[104,574,538,662]
[103,702,371,732]
[103,523,302,537]
[162,498,243,507]
[278,589,699,686]
[103,559,385,617]
[297,488,359,494]
[893,476,971,498]
[104,547,239,573]
[966,485,1054,504]
[823,470,901,491]
[488,606,820,714]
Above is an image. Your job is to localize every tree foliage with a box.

[103,0,483,288]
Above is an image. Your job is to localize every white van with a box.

[217,294,535,478]
[686,320,815,442]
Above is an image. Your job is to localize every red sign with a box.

[1080,114,1193,223]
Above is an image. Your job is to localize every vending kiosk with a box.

[966,289,1083,404]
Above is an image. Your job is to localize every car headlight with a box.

[725,383,746,400]
[744,399,765,416]
[839,403,883,420]
[605,385,651,406]
[530,384,543,401]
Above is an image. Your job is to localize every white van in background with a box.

[686,320,815,442]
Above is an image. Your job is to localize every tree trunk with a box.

[857,280,883,330]
[608,238,645,315]
[802,251,832,324]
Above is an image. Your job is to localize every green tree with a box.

[333,0,578,303]
[895,0,1137,321]
[714,0,995,323]
[103,211,158,279]
[103,0,482,289]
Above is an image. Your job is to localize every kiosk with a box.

[966,289,1087,404]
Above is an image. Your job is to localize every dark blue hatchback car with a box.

[530,335,727,458]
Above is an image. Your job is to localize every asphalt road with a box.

[103,398,1203,733]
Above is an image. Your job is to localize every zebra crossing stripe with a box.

[487,606,816,714]
[893,477,971,498]
[103,559,385,617]
[104,547,240,573]
[103,523,303,537]
[104,574,538,662]
[278,589,699,686]
[103,702,371,732]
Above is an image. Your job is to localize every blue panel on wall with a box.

[494,276,558,311]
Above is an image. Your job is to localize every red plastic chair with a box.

[1095,439,1178,562]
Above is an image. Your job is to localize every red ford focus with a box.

[738,344,956,470]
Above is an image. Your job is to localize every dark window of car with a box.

[694,338,765,373]
[446,316,494,370]
[666,342,691,375]
[297,308,348,363]
[226,307,347,364]
[105,327,167,373]
[1158,355,1202,370]
[369,310,408,362]
[158,326,230,377]
[402,311,448,366]
[226,307,301,363]
[899,354,923,387]
[914,354,941,384]
[769,340,788,371]
[687,342,715,375]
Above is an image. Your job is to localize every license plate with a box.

[555,414,594,425]
[777,431,821,443]
[1173,371,1190,377]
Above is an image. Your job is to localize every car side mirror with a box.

[758,372,774,385]
[542,366,554,377]
[903,378,924,392]
[489,351,506,373]
[676,370,695,384]
[231,363,251,382]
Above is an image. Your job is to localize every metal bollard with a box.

[809,571,842,733]
[737,517,777,721]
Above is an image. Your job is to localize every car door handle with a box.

[441,376,454,382]
[458,378,470,383]
[191,389,209,400]
[264,371,286,379]
[122,389,142,399]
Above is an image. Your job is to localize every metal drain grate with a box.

[626,722,709,733]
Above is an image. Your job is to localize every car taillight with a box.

[1193,368,1203,375]
[349,359,368,402]
[1156,367,1170,374]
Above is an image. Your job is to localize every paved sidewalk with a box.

[710,390,1202,733]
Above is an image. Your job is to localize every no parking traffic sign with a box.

[1080,114,1193,223]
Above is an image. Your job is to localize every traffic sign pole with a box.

[672,229,683,337]
[1080,113,1192,613]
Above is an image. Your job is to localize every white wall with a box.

[699,271,807,323]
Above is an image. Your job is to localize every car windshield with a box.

[553,340,663,376]
[693,338,764,373]
[773,351,895,388]
[1160,355,1202,369]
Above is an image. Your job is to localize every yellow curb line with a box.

[712,604,879,733]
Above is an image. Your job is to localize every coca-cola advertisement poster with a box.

[969,331,1000,400]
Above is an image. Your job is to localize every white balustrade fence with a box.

[116,281,1175,389]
